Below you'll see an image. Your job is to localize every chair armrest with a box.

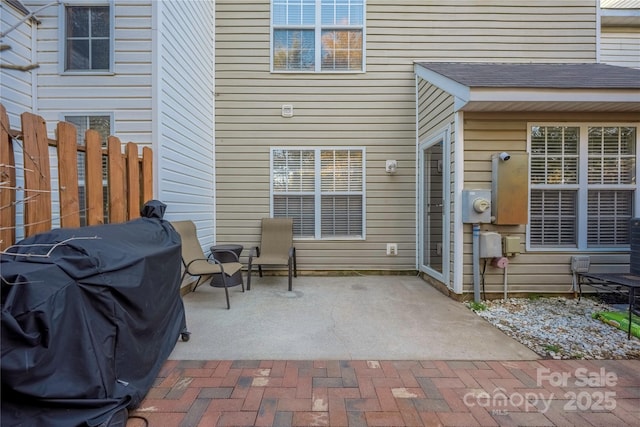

[185,257,217,269]
[248,246,260,260]
[209,249,240,262]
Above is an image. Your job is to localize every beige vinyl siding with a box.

[461,112,638,295]
[369,2,597,63]
[417,82,453,144]
[216,0,598,272]
[33,1,153,144]
[601,28,640,68]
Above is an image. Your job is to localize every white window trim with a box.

[270,146,366,240]
[270,0,367,74]
[58,0,115,75]
[526,122,639,252]
[60,111,115,137]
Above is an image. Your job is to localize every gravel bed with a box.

[466,297,640,360]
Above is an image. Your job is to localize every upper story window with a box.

[64,4,112,72]
[271,0,365,73]
[528,124,638,250]
[271,147,365,238]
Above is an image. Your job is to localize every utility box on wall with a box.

[462,189,492,223]
[491,152,529,225]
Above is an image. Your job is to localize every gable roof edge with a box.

[413,62,471,110]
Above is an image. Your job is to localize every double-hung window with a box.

[271,0,365,72]
[529,125,637,250]
[63,3,112,72]
[271,148,365,238]
[64,114,111,225]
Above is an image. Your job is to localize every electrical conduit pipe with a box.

[472,223,480,303]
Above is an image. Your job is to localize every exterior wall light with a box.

[385,160,398,174]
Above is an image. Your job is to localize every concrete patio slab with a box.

[169,275,539,360]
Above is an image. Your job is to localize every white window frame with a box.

[270,147,366,239]
[58,0,115,75]
[526,122,639,252]
[270,0,366,73]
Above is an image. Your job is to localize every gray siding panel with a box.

[31,1,154,143]
[157,0,216,247]
[1,4,34,127]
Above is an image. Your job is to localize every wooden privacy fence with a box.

[0,104,153,251]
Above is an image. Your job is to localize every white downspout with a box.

[472,223,480,302]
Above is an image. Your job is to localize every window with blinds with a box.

[271,147,365,238]
[529,125,637,249]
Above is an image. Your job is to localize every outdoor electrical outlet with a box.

[386,243,398,256]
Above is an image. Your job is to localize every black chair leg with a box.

[221,275,230,309]
[192,276,203,292]
[293,250,297,277]
[247,262,252,290]
[211,272,232,309]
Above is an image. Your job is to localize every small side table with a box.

[209,244,243,288]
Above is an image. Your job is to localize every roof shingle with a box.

[415,62,640,89]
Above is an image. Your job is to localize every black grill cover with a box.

[1,201,186,426]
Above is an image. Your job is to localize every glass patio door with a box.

[418,133,449,283]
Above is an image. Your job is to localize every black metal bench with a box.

[577,272,640,339]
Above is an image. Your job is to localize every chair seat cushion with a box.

[253,255,290,266]
[188,259,242,276]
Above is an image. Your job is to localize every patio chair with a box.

[247,218,297,291]
[171,220,243,309]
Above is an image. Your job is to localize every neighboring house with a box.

[0,0,216,245]
[600,0,640,68]
[215,0,640,296]
[1,0,38,124]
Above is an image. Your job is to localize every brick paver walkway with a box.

[126,359,640,427]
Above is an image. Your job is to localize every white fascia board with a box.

[467,88,640,104]
[600,8,640,18]
[413,63,471,103]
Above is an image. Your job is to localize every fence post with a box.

[57,121,81,228]
[85,129,104,225]
[142,146,153,205]
[108,136,126,223]
[126,142,140,220]
[0,104,15,251]
[21,112,52,237]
